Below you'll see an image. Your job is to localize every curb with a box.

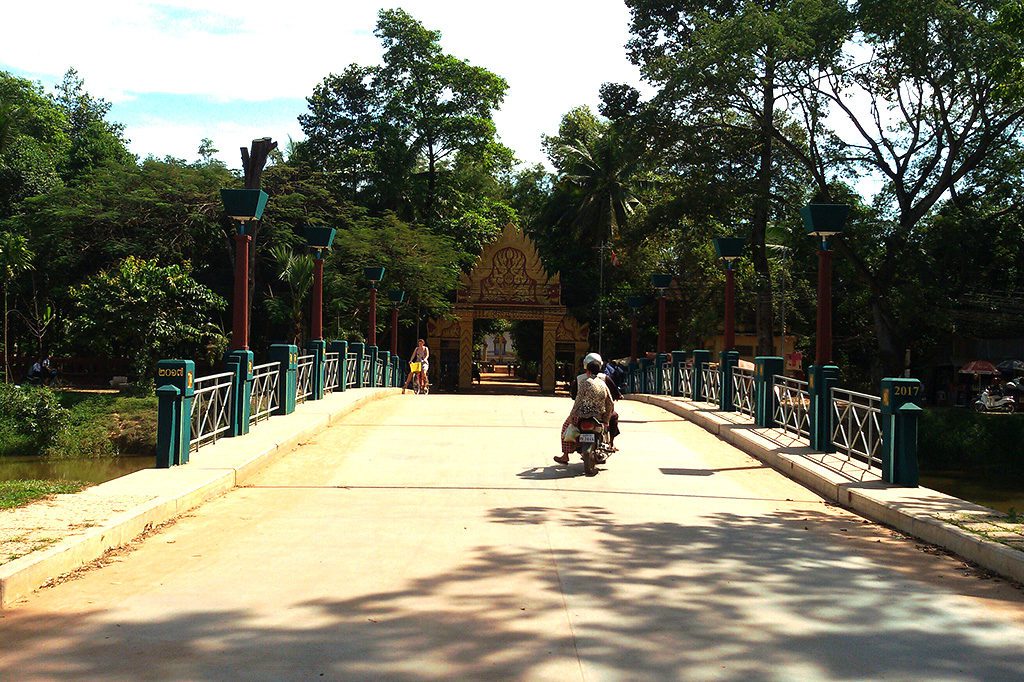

[627,393,1024,585]
[0,388,399,609]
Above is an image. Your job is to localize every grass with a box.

[0,479,87,510]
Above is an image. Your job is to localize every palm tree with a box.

[0,233,35,382]
[268,245,314,344]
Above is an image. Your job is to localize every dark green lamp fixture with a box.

[364,267,386,346]
[388,289,406,355]
[650,274,673,354]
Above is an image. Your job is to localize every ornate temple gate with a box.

[428,224,589,393]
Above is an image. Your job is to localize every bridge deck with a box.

[2,393,1023,680]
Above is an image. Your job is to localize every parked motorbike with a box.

[974,387,1016,413]
[575,415,611,476]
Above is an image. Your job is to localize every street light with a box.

[801,204,850,364]
[388,289,406,356]
[626,295,646,362]
[364,266,386,346]
[220,188,268,350]
[650,273,673,354]
[712,237,745,352]
[302,226,337,342]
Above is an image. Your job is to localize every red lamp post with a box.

[303,226,337,341]
[713,237,746,351]
[220,189,268,350]
[651,274,673,354]
[364,267,386,346]
[801,204,850,365]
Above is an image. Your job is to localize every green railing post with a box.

[155,385,181,469]
[880,378,923,486]
[654,353,667,394]
[350,343,365,388]
[367,345,379,387]
[392,355,402,386]
[809,364,841,452]
[671,350,688,397]
[691,350,711,402]
[754,356,784,428]
[627,359,638,394]
[306,340,326,400]
[330,340,348,392]
[223,350,253,437]
[269,344,297,415]
[155,359,194,467]
[639,357,652,393]
[719,350,739,411]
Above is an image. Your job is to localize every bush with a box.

[0,384,69,454]
[918,408,1024,478]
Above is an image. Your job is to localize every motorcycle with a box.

[974,387,1016,413]
[575,414,611,476]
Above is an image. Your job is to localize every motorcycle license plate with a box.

[578,433,596,443]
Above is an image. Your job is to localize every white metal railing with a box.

[376,357,386,386]
[346,353,358,387]
[773,375,810,439]
[681,365,693,398]
[644,364,656,391]
[701,366,720,404]
[190,371,233,451]
[362,356,372,385]
[661,364,672,395]
[249,362,280,425]
[324,352,340,393]
[732,367,755,417]
[296,354,314,403]
[831,388,882,469]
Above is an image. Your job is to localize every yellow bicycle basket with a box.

[409,361,422,373]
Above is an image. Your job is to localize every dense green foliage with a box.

[919,409,1024,479]
[0,479,86,510]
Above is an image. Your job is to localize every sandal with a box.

[553,454,570,465]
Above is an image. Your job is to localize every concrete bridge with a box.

[2,382,1024,680]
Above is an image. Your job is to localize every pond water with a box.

[920,471,1024,514]
[0,455,152,484]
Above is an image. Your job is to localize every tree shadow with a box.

[2,507,1023,680]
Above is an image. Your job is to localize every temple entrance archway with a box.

[428,224,589,393]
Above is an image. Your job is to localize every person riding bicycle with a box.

[403,339,430,394]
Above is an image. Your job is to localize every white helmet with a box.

[583,352,603,367]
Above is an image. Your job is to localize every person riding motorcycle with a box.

[570,352,622,451]
[555,354,615,466]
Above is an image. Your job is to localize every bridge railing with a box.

[732,367,755,417]
[324,352,340,393]
[831,387,882,470]
[296,354,315,403]
[680,365,693,399]
[661,364,672,395]
[249,362,280,426]
[190,371,234,452]
[701,365,720,404]
[773,375,810,439]
[376,357,386,386]
[346,353,358,388]
[361,355,372,386]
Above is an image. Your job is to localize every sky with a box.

[0,0,649,170]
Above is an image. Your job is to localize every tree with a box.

[53,68,133,183]
[0,232,34,382]
[622,0,850,356]
[299,9,510,252]
[266,245,314,344]
[67,257,226,381]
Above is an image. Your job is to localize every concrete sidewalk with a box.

[627,393,1024,585]
[0,387,398,608]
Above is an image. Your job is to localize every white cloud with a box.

[2,1,647,167]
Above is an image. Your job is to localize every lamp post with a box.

[626,295,646,362]
[220,188,268,350]
[388,289,406,356]
[802,203,850,452]
[712,237,745,351]
[364,266,386,346]
[303,226,337,341]
[650,273,673,354]
[801,204,850,365]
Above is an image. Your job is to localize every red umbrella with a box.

[959,360,998,375]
